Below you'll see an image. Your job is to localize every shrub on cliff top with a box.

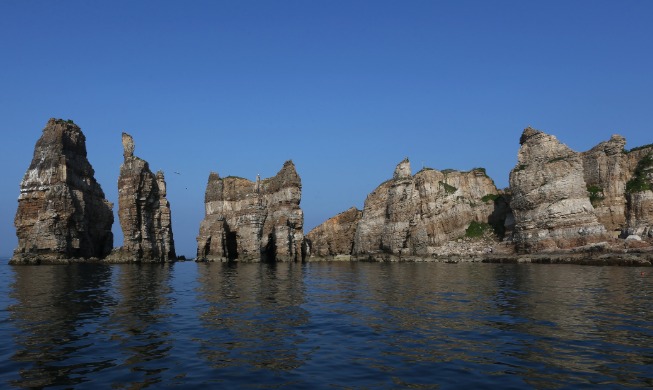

[626,143,653,154]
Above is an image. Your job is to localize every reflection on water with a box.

[196,262,309,385]
[6,264,115,388]
[0,262,651,388]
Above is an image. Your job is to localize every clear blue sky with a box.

[1,1,651,258]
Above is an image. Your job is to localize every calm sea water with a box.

[0,261,651,389]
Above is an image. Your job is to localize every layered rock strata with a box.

[623,152,653,238]
[196,160,304,262]
[11,119,114,263]
[353,160,504,256]
[509,128,607,253]
[305,207,362,258]
[110,132,176,261]
[304,158,508,259]
[580,135,630,232]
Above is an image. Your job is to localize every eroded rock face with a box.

[581,135,629,232]
[623,151,653,238]
[197,160,304,262]
[112,132,176,262]
[509,128,607,252]
[352,160,503,256]
[305,207,362,257]
[11,118,114,262]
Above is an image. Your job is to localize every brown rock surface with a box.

[509,128,607,253]
[352,159,503,256]
[580,135,629,232]
[11,118,114,263]
[305,207,362,257]
[196,160,304,262]
[111,132,176,261]
[623,151,653,238]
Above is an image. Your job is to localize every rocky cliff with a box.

[109,132,176,262]
[11,119,114,263]
[305,207,362,258]
[623,151,653,238]
[580,135,629,233]
[304,159,506,259]
[509,128,608,252]
[197,160,304,262]
[581,136,653,236]
[353,160,505,256]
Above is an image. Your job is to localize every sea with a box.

[0,260,651,389]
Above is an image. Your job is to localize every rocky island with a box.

[305,128,653,265]
[196,160,304,262]
[11,119,114,264]
[105,133,177,262]
[9,119,653,265]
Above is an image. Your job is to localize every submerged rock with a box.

[11,119,114,263]
[109,132,176,262]
[197,160,304,262]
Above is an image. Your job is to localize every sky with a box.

[1,1,652,258]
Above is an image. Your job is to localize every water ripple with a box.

[0,262,651,388]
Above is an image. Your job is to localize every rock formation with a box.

[304,158,507,260]
[11,118,114,263]
[110,132,176,261]
[352,159,504,257]
[509,128,607,252]
[580,136,653,237]
[305,207,362,258]
[580,135,629,233]
[196,160,304,262]
[623,151,653,238]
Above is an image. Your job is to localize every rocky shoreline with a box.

[9,119,653,266]
[10,250,653,266]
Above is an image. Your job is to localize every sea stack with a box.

[11,118,114,263]
[197,160,304,262]
[109,132,176,262]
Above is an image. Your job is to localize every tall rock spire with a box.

[111,132,176,261]
[11,118,114,263]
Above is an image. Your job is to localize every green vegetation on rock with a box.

[465,221,493,238]
[626,154,653,193]
[625,143,653,154]
[586,185,604,205]
[439,181,457,194]
[548,156,566,163]
[481,193,500,203]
